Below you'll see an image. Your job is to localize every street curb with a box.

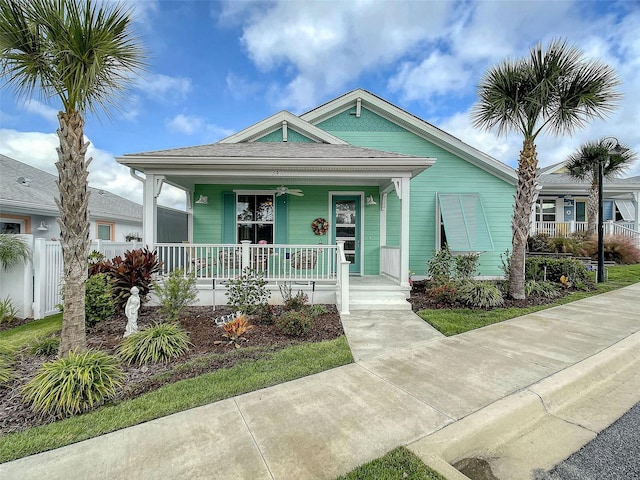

[407,330,640,480]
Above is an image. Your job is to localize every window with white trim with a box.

[1,215,27,234]
[236,194,274,244]
[535,199,556,222]
[96,221,115,241]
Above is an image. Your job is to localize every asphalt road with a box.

[534,401,640,480]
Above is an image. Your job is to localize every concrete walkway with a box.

[2,284,639,480]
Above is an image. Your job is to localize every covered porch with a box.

[117,143,434,314]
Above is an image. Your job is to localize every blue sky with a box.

[1,0,639,209]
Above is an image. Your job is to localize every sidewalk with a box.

[1,284,639,480]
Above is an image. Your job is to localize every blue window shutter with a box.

[438,193,494,252]
[275,194,288,244]
[614,200,634,221]
[603,201,614,221]
[222,192,236,243]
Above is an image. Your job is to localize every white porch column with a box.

[142,173,158,247]
[399,177,411,287]
[187,191,194,243]
[633,192,640,231]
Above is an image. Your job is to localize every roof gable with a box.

[301,89,517,184]
[218,110,347,144]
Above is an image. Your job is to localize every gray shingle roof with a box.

[1,154,142,222]
[539,172,640,186]
[124,142,423,159]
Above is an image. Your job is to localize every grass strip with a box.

[0,336,352,463]
[0,314,62,349]
[419,264,640,336]
[335,447,448,480]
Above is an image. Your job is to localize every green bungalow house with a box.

[117,89,517,313]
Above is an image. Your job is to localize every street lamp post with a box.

[597,137,626,283]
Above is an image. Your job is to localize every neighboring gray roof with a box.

[538,172,640,186]
[124,142,423,159]
[0,154,142,222]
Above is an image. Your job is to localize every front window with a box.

[536,199,556,222]
[1,215,28,234]
[236,194,274,244]
[96,222,114,241]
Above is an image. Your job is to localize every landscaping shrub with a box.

[308,304,328,318]
[87,250,112,277]
[525,257,591,287]
[110,247,161,310]
[547,236,584,256]
[30,336,60,356]
[525,280,561,299]
[275,310,313,337]
[226,268,269,315]
[457,281,504,308]
[583,235,640,264]
[22,349,123,418]
[220,314,253,348]
[454,253,480,280]
[0,344,16,386]
[85,273,115,327]
[427,246,454,284]
[0,296,19,323]
[279,282,308,311]
[254,303,274,325]
[153,269,198,321]
[426,282,458,304]
[118,323,191,365]
[527,233,551,253]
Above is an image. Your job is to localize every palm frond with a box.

[565,138,636,183]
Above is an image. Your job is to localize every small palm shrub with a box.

[30,336,60,356]
[118,323,191,365]
[457,281,504,308]
[0,344,16,386]
[254,303,274,325]
[226,268,269,314]
[0,296,19,323]
[525,280,561,299]
[220,314,253,348]
[86,273,115,327]
[308,304,327,318]
[0,233,31,270]
[110,247,161,309]
[275,310,313,337]
[22,349,123,418]
[153,269,198,321]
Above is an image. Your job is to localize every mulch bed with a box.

[0,304,343,436]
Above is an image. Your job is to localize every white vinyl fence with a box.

[31,239,138,319]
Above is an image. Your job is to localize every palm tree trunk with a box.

[509,138,538,300]
[587,182,598,236]
[56,110,90,354]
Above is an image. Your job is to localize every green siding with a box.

[317,107,406,132]
[256,128,315,143]
[192,184,381,275]
[321,125,515,277]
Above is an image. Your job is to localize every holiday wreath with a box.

[311,217,329,235]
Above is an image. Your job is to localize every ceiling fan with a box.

[274,185,304,196]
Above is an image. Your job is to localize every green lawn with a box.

[0,335,352,463]
[335,447,447,480]
[0,313,62,348]
[418,264,640,336]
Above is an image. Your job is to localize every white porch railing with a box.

[380,246,400,281]
[533,221,588,237]
[605,221,640,248]
[155,241,340,282]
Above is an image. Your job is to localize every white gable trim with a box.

[301,89,517,184]
[218,111,348,145]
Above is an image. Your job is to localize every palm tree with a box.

[566,138,637,236]
[472,39,620,299]
[0,0,145,353]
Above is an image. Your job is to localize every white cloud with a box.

[137,73,192,101]
[167,114,203,135]
[21,99,59,124]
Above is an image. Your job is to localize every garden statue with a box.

[123,286,141,337]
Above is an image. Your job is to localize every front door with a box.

[332,196,361,274]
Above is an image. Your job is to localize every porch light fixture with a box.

[36,221,49,231]
[597,137,627,283]
[195,194,208,205]
[366,195,377,206]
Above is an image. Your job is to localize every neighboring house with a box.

[118,89,517,311]
[533,161,640,240]
[1,154,143,241]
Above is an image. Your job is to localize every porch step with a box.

[348,290,412,311]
